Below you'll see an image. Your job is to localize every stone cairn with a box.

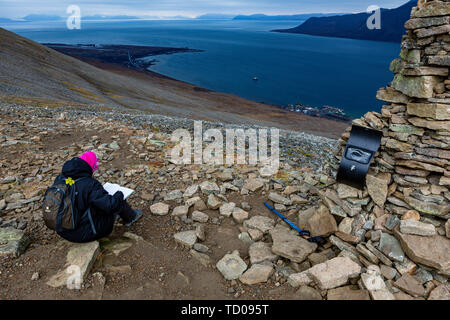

[311,0,449,298]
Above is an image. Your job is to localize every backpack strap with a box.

[54,186,67,233]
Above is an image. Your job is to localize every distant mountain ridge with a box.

[233,13,342,21]
[272,0,416,43]
[1,12,347,23]
[196,14,236,20]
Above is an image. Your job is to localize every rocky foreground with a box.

[0,102,448,300]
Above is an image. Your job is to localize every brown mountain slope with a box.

[0,27,348,138]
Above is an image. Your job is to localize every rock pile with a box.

[311,0,450,299]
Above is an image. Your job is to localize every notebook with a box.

[103,183,134,200]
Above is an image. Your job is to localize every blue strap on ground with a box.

[264,202,326,246]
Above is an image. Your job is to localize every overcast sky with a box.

[0,0,411,19]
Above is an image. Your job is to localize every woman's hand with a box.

[114,191,125,201]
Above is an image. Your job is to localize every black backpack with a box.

[42,175,86,232]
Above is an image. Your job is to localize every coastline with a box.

[0,27,349,140]
[45,43,353,124]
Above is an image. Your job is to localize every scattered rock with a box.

[207,194,222,210]
[366,175,388,207]
[287,271,313,287]
[193,243,209,253]
[150,202,169,216]
[172,205,189,217]
[192,211,209,223]
[122,232,144,242]
[427,284,450,300]
[394,230,450,271]
[249,242,278,264]
[195,225,206,241]
[232,207,249,224]
[174,230,197,248]
[108,141,120,150]
[399,219,436,236]
[239,264,274,285]
[200,181,220,194]
[268,192,292,206]
[445,220,450,239]
[402,210,421,221]
[336,184,359,199]
[140,192,154,201]
[0,227,30,258]
[327,286,371,300]
[248,228,263,241]
[305,204,337,237]
[190,249,211,267]
[216,250,248,280]
[243,216,275,234]
[360,265,395,300]
[378,232,405,263]
[183,185,199,198]
[292,286,322,300]
[165,190,183,201]
[307,252,328,266]
[219,202,236,217]
[307,257,361,290]
[238,232,253,244]
[380,265,398,280]
[270,227,317,263]
[393,273,425,298]
[243,178,264,192]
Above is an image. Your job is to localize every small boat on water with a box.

[253,77,258,81]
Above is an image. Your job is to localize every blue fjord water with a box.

[2,19,400,118]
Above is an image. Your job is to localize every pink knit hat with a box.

[80,151,99,173]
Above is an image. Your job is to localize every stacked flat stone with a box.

[319,0,450,284]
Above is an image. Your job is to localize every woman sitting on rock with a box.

[53,151,142,243]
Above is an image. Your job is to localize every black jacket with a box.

[55,157,124,242]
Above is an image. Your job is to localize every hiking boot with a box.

[124,209,143,227]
